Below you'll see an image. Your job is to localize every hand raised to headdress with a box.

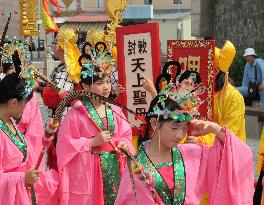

[189,119,225,143]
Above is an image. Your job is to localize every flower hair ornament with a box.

[78,41,115,80]
[149,71,206,122]
[19,79,34,100]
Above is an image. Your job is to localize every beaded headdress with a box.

[1,40,34,98]
[1,40,31,65]
[78,42,115,80]
[149,72,206,122]
[86,29,105,47]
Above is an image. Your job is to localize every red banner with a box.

[116,22,161,128]
[167,40,216,121]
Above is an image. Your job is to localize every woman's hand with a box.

[185,135,199,144]
[25,168,40,187]
[141,74,157,99]
[113,84,125,96]
[189,119,225,143]
[117,141,129,156]
[117,140,128,150]
[91,131,111,147]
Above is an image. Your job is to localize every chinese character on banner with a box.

[116,23,161,132]
[131,58,146,72]
[167,40,216,121]
[133,90,147,105]
[128,40,136,55]
[179,55,201,72]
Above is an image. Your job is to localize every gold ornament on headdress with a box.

[86,29,105,46]
[56,28,78,50]
[215,40,236,73]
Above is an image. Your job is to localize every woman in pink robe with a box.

[0,74,41,204]
[116,127,253,205]
[56,51,134,205]
[115,81,254,205]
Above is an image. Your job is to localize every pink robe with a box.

[115,130,254,205]
[0,93,46,204]
[56,105,134,205]
[0,93,58,205]
[0,123,42,204]
[17,93,44,168]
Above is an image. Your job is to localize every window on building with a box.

[97,0,104,8]
[174,0,182,4]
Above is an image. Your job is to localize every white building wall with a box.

[181,17,197,40]
[150,16,196,56]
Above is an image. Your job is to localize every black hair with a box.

[80,66,107,85]
[0,73,33,104]
[2,62,13,74]
[214,70,226,92]
[1,50,21,74]
[178,70,201,84]
[155,61,181,93]
[138,94,181,144]
[12,50,22,74]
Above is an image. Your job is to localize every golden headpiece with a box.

[215,40,236,73]
[56,28,78,50]
[56,28,82,83]
[86,29,105,47]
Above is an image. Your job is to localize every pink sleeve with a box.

[112,106,135,155]
[56,109,92,172]
[207,129,254,205]
[18,93,44,137]
[18,93,45,169]
[0,138,30,205]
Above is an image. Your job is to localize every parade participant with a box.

[0,36,59,205]
[1,40,45,170]
[194,41,246,145]
[42,28,124,111]
[39,28,81,170]
[143,41,246,145]
[56,42,135,205]
[0,73,40,204]
[41,28,79,112]
[115,75,254,205]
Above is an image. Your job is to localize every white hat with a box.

[243,48,257,57]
